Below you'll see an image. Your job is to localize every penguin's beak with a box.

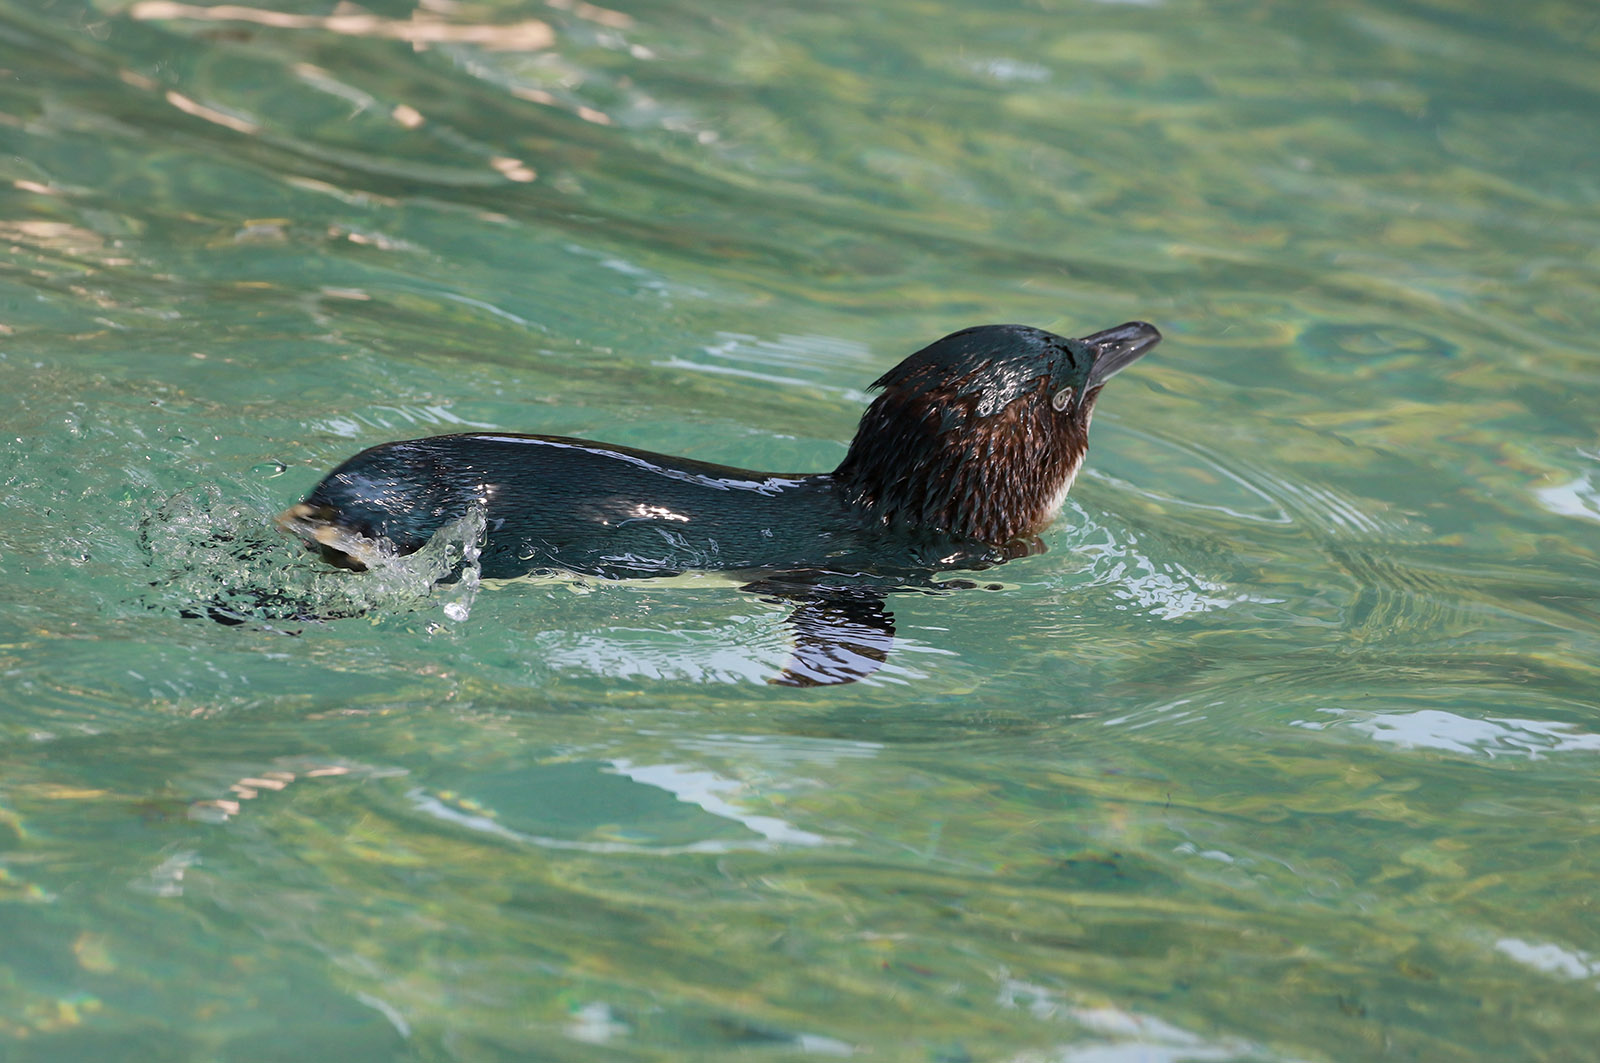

[1084,321,1161,386]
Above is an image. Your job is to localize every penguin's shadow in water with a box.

[743,573,1013,686]
[748,579,905,687]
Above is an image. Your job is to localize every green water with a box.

[3,0,1599,1058]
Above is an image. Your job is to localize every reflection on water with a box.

[1305,708,1600,759]
[608,758,830,847]
[2,0,1599,1057]
[1536,449,1600,525]
[1496,938,1600,982]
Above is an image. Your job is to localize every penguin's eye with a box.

[1051,387,1074,413]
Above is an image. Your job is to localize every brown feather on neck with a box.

[834,375,1093,545]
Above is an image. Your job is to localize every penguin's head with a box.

[833,321,1160,545]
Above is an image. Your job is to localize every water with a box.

[2,0,1598,1057]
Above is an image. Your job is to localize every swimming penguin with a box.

[278,321,1160,682]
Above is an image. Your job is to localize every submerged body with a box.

[279,322,1161,585]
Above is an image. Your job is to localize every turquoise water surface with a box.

[3,0,1599,1059]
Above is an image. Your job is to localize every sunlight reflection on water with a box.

[1300,708,1600,759]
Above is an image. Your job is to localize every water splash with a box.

[138,486,485,627]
